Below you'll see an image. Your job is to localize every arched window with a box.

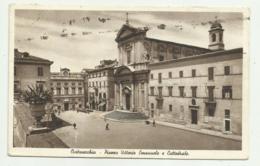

[212,33,216,42]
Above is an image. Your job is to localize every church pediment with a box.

[115,24,148,42]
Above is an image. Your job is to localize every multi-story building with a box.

[50,68,84,111]
[87,60,117,111]
[114,20,242,135]
[81,68,92,108]
[14,49,53,99]
[148,22,242,135]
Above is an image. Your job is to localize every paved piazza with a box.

[53,111,241,150]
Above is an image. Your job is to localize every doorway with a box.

[191,109,198,124]
[125,94,131,110]
[64,103,69,111]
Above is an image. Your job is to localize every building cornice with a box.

[15,60,53,65]
[145,37,211,51]
[149,48,243,68]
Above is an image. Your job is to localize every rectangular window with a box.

[157,100,163,109]
[37,67,43,76]
[72,87,76,94]
[222,86,232,99]
[179,71,183,78]
[150,74,153,79]
[158,87,163,98]
[168,86,173,96]
[224,66,230,75]
[158,73,162,83]
[64,87,69,95]
[127,50,131,64]
[78,87,82,94]
[208,107,215,117]
[56,88,61,95]
[179,86,184,97]
[14,66,16,76]
[36,81,44,92]
[207,86,215,101]
[100,82,101,88]
[225,109,231,119]
[191,86,197,98]
[168,72,172,78]
[159,55,164,61]
[208,67,214,80]
[192,69,196,77]
[169,104,173,112]
[150,87,155,96]
[151,103,154,109]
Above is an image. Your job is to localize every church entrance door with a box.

[125,93,131,110]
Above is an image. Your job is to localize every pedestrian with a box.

[153,119,156,127]
[73,123,77,129]
[105,123,109,130]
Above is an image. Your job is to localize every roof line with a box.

[149,47,243,66]
[145,37,210,51]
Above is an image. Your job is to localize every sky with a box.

[14,10,244,72]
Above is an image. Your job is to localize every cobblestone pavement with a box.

[53,111,241,150]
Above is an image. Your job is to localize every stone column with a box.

[144,81,148,110]
[131,83,135,112]
[114,83,117,110]
[119,83,122,109]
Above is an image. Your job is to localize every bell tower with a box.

[208,21,224,51]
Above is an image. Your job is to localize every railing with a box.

[155,94,163,100]
[203,97,216,103]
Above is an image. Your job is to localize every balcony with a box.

[189,98,199,109]
[155,95,163,100]
[203,97,216,104]
[204,97,217,109]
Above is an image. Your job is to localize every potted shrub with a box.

[23,85,53,128]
